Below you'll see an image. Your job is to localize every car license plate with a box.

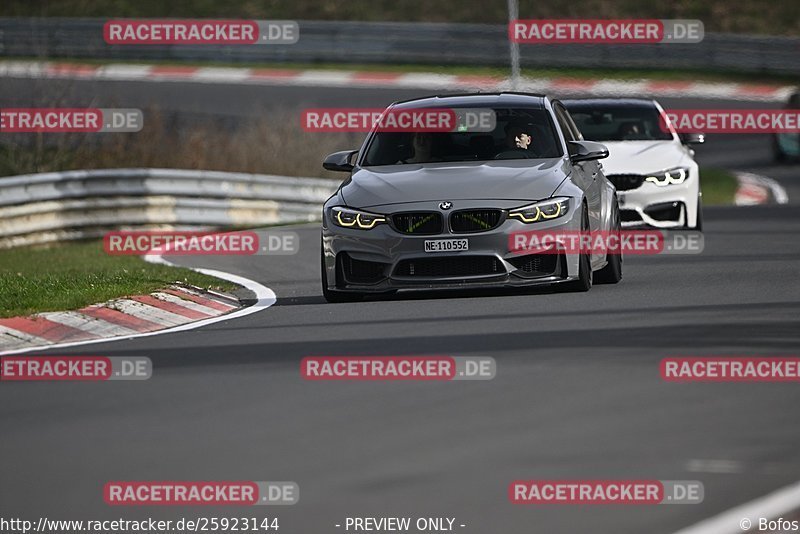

[424,239,469,253]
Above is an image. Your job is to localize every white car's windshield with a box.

[567,104,674,142]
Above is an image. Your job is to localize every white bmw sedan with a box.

[564,98,704,230]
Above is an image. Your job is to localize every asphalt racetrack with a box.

[1,78,799,533]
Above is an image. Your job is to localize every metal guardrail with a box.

[0,168,339,248]
[1,18,799,76]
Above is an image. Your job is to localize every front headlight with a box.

[645,167,689,187]
[330,206,387,230]
[508,197,570,224]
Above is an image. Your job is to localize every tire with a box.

[564,203,593,292]
[595,202,622,284]
[321,245,363,303]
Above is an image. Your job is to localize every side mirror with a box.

[568,140,609,163]
[323,150,358,172]
[680,133,705,145]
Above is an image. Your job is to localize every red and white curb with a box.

[0,258,277,355]
[0,61,795,102]
[0,285,231,354]
[734,172,789,206]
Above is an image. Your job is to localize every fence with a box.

[1,18,798,75]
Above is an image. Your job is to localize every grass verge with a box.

[0,240,238,318]
[700,167,739,205]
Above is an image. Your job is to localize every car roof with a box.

[390,92,549,110]
[561,98,659,109]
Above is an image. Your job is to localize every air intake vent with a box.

[449,209,503,233]
[338,253,387,285]
[394,256,501,278]
[392,212,443,235]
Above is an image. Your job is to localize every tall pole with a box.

[507,0,520,90]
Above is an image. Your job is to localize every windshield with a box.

[566,104,674,142]
[362,107,562,166]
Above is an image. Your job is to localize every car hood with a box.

[600,140,689,175]
[341,159,570,209]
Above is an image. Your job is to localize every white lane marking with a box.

[38,311,139,337]
[149,292,220,316]
[193,67,252,82]
[111,299,194,327]
[686,459,745,475]
[395,73,459,88]
[591,80,649,96]
[672,480,800,534]
[685,83,739,99]
[0,62,47,77]
[513,78,556,93]
[0,256,276,355]
[294,70,356,85]
[96,64,153,80]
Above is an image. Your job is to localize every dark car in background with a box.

[774,90,800,162]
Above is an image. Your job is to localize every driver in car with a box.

[507,124,533,150]
[495,121,536,158]
[402,132,436,163]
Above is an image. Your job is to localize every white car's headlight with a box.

[508,197,570,224]
[645,167,689,187]
[330,206,387,230]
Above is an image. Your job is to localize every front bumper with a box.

[616,179,700,229]
[322,201,583,293]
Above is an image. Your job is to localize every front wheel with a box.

[564,203,593,292]
[595,202,622,284]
